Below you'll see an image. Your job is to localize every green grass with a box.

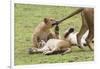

[14,3,94,65]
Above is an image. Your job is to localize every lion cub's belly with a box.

[38,32,49,42]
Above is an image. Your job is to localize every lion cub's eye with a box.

[50,19,54,21]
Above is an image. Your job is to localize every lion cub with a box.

[29,17,59,54]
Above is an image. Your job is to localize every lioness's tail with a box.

[57,8,84,24]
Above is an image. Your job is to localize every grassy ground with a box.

[14,4,94,65]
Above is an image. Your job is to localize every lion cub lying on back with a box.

[31,28,74,55]
[29,17,59,54]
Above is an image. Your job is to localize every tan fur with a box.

[56,39,72,54]
[32,17,59,49]
[33,39,71,55]
[57,40,71,48]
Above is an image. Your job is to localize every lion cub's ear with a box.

[44,18,49,24]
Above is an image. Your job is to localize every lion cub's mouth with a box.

[52,21,59,26]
